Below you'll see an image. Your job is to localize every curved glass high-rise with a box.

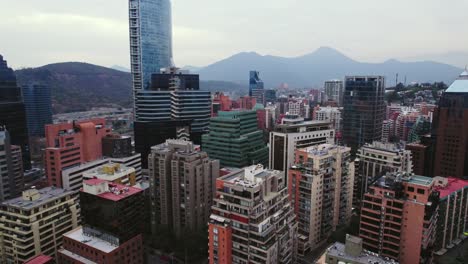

[129,0,173,94]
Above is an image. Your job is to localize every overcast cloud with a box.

[1,0,467,69]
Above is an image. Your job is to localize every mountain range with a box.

[196,47,464,87]
[12,47,464,113]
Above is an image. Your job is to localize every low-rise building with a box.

[326,235,397,264]
[0,187,79,263]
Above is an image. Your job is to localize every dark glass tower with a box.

[249,71,265,104]
[343,76,385,155]
[22,84,52,137]
[0,55,30,169]
[432,70,468,178]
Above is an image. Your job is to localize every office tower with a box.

[208,165,297,264]
[0,127,24,202]
[326,235,394,264]
[406,135,434,177]
[324,80,344,106]
[264,89,277,104]
[432,177,468,255]
[354,142,412,207]
[148,140,219,236]
[249,71,265,104]
[0,55,30,169]
[269,118,334,178]
[58,179,144,264]
[44,118,111,187]
[134,120,190,168]
[289,144,354,256]
[129,0,173,92]
[313,106,343,134]
[237,96,257,110]
[212,92,232,116]
[0,187,79,263]
[134,68,210,166]
[359,172,439,264]
[343,76,386,155]
[432,70,468,178]
[202,110,268,168]
[102,134,132,158]
[24,255,54,264]
[22,84,52,137]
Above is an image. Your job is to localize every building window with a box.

[417,189,425,195]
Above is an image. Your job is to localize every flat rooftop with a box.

[2,187,74,210]
[82,180,143,202]
[83,162,135,182]
[64,227,117,253]
[24,255,53,264]
[327,242,397,264]
[434,178,468,199]
[405,175,434,187]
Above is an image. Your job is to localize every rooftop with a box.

[221,164,279,188]
[24,255,53,264]
[434,177,468,199]
[82,180,142,202]
[445,70,468,93]
[82,162,135,182]
[63,227,117,253]
[301,144,350,157]
[327,242,397,264]
[405,175,434,187]
[1,187,74,210]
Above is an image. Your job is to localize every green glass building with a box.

[202,110,268,168]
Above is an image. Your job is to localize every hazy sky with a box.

[1,0,467,69]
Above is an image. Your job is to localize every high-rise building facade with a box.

[359,172,439,264]
[313,106,342,134]
[433,177,468,256]
[208,165,297,264]
[0,187,79,263]
[102,134,132,158]
[0,128,24,201]
[289,145,354,256]
[269,118,335,178]
[22,84,52,137]
[324,80,344,106]
[406,135,434,177]
[202,110,268,168]
[134,120,191,168]
[148,140,219,237]
[343,76,385,155]
[44,118,111,187]
[432,70,468,178]
[354,141,412,207]
[0,55,30,169]
[134,68,210,166]
[249,71,265,104]
[58,179,144,264]
[129,0,173,92]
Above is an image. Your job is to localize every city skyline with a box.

[1,0,468,69]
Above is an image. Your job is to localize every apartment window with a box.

[408,187,414,192]
[417,189,425,195]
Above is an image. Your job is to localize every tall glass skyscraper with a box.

[129,0,173,94]
[0,55,31,169]
[22,84,52,137]
[342,76,386,155]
